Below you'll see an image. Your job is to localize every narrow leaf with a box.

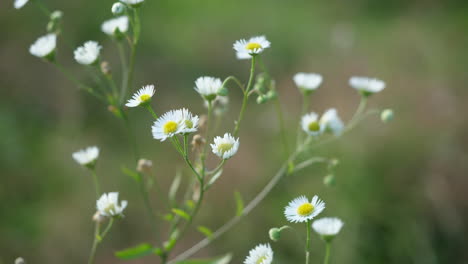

[115,243,154,260]
[121,166,141,182]
[206,169,224,189]
[234,191,244,217]
[169,170,182,204]
[197,225,213,239]
[172,208,190,220]
[175,253,232,264]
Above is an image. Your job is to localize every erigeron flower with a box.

[211,133,239,160]
[178,108,199,134]
[14,0,29,9]
[112,2,126,15]
[293,73,323,93]
[74,41,102,65]
[284,195,325,223]
[152,110,184,141]
[233,36,271,60]
[126,85,155,107]
[349,76,385,96]
[29,34,56,60]
[101,16,129,36]
[312,217,344,241]
[301,112,322,136]
[320,108,344,136]
[72,146,99,168]
[120,0,144,7]
[96,192,128,217]
[244,244,273,264]
[194,76,223,101]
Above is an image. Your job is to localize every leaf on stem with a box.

[206,169,223,189]
[172,208,190,220]
[234,191,244,217]
[121,166,141,182]
[174,253,232,264]
[197,225,213,239]
[115,243,154,260]
[169,170,182,205]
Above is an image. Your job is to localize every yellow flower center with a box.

[140,94,151,102]
[163,121,178,134]
[185,119,193,129]
[218,143,233,153]
[104,204,115,214]
[246,42,262,51]
[308,121,320,132]
[256,255,267,264]
[297,203,314,216]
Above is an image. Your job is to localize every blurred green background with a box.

[1,0,468,263]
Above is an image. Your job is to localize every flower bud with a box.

[381,109,394,123]
[324,174,336,187]
[191,134,206,152]
[15,258,25,264]
[50,10,63,21]
[137,159,153,174]
[92,211,106,223]
[112,2,126,15]
[265,90,278,100]
[254,73,268,93]
[269,228,281,242]
[100,61,111,75]
[256,95,268,104]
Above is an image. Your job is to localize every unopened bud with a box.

[111,2,125,15]
[93,211,106,223]
[381,109,394,123]
[50,10,63,21]
[265,90,278,100]
[256,95,268,104]
[324,174,336,187]
[100,61,111,75]
[269,228,281,242]
[191,134,206,152]
[198,115,208,130]
[137,159,153,174]
[15,258,25,264]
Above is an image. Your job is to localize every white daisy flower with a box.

[72,146,99,168]
[293,73,323,92]
[14,0,29,9]
[233,36,271,60]
[320,108,344,136]
[349,76,385,96]
[211,133,239,160]
[178,108,199,134]
[120,0,144,7]
[101,16,129,36]
[301,112,322,136]
[125,85,155,107]
[152,110,184,141]
[29,34,56,60]
[244,244,273,264]
[96,192,128,217]
[74,41,102,65]
[312,217,344,239]
[194,76,223,101]
[284,195,325,223]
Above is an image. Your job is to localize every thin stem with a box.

[201,101,213,173]
[345,97,368,132]
[324,242,331,264]
[305,220,311,264]
[122,113,140,162]
[90,169,100,199]
[138,172,159,239]
[100,218,114,240]
[233,56,256,137]
[296,94,310,148]
[222,76,244,93]
[123,9,141,103]
[87,222,101,264]
[145,104,159,119]
[117,42,129,104]
[33,0,50,16]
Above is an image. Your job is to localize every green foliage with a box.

[175,253,232,264]
[115,243,154,260]
[234,191,244,217]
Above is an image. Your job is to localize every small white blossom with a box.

[301,112,322,136]
[349,76,385,95]
[29,34,56,59]
[312,217,344,240]
[120,0,144,7]
[284,195,325,223]
[126,85,155,107]
[152,110,184,141]
[293,73,323,92]
[96,192,128,217]
[72,146,99,167]
[74,41,102,65]
[112,2,125,15]
[233,36,271,60]
[244,244,273,264]
[194,76,223,101]
[178,108,199,134]
[101,16,129,36]
[320,108,344,136]
[211,133,239,159]
[14,0,29,9]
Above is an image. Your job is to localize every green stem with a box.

[201,101,213,173]
[222,76,244,93]
[90,169,100,199]
[100,218,114,240]
[123,9,140,103]
[33,0,50,16]
[306,220,311,264]
[233,56,256,137]
[145,104,159,119]
[117,42,128,104]
[138,172,159,239]
[87,222,101,264]
[324,242,331,264]
[296,93,310,148]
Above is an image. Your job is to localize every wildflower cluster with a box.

[15,0,393,263]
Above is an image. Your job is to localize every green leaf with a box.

[234,191,244,217]
[172,208,190,220]
[197,225,213,239]
[115,243,154,260]
[185,200,195,210]
[206,169,223,189]
[121,166,141,182]
[175,253,232,264]
[169,170,182,205]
